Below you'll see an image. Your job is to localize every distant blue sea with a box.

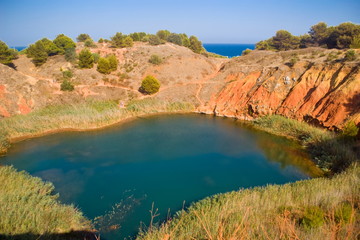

[11,46,27,51]
[203,43,255,58]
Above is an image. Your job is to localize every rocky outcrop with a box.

[0,44,358,130]
[198,50,360,130]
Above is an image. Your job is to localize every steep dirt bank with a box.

[197,49,360,130]
[0,43,359,129]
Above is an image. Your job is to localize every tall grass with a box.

[137,165,360,240]
[0,166,92,236]
[0,98,194,154]
[253,115,357,172]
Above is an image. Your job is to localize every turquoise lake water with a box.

[1,114,320,239]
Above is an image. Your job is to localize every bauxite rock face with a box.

[0,44,359,130]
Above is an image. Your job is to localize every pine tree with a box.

[97,57,111,74]
[0,41,17,66]
[78,48,94,68]
[107,55,118,71]
[27,41,48,66]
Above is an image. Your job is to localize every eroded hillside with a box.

[0,43,359,130]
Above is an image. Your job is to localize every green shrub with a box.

[78,48,94,68]
[341,121,359,138]
[110,32,133,48]
[62,70,73,79]
[242,48,252,56]
[64,47,76,62]
[335,202,353,224]
[287,54,300,67]
[0,40,18,66]
[76,33,91,42]
[148,35,162,45]
[139,75,160,94]
[344,49,357,61]
[84,39,96,48]
[27,41,48,66]
[98,38,104,43]
[167,33,182,45]
[60,79,75,91]
[149,54,163,65]
[53,34,76,54]
[350,35,360,49]
[156,30,171,41]
[300,206,325,229]
[97,55,117,74]
[189,36,204,53]
[107,54,118,71]
[97,57,111,74]
[92,53,100,63]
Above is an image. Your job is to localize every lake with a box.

[203,43,255,58]
[1,114,320,239]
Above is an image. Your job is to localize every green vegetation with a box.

[300,206,325,229]
[76,33,91,42]
[78,48,94,68]
[256,21,360,51]
[0,165,92,236]
[156,30,171,42]
[139,75,161,94]
[25,35,75,66]
[53,34,76,54]
[148,54,163,65]
[344,49,357,61]
[350,35,360,48]
[26,41,48,66]
[341,120,359,139]
[242,48,252,56]
[64,47,77,62]
[96,55,118,74]
[97,57,111,74]
[84,39,96,48]
[111,32,134,48]
[189,36,204,54]
[287,54,300,67]
[148,35,162,46]
[0,40,18,67]
[137,165,359,240]
[92,52,100,63]
[167,33,182,46]
[60,79,75,91]
[253,115,357,172]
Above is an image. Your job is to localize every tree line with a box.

[0,30,205,68]
[256,22,360,51]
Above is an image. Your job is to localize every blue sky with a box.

[1,0,359,46]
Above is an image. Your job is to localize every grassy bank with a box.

[137,115,359,240]
[0,98,194,155]
[252,115,357,173]
[0,166,92,239]
[137,165,360,240]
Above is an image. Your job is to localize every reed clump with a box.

[0,166,92,236]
